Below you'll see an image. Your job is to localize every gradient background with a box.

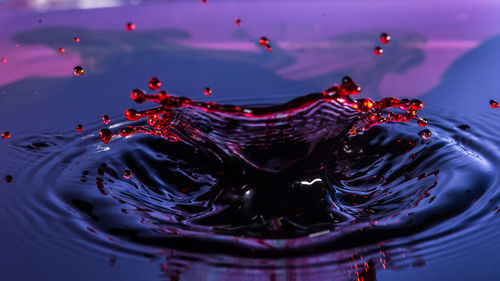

[1,0,500,280]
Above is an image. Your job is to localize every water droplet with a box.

[380,33,391,44]
[76,124,84,132]
[258,37,272,52]
[2,131,11,139]
[73,66,84,76]
[411,99,424,110]
[125,22,136,31]
[418,118,428,127]
[235,18,241,26]
[4,175,12,183]
[374,46,383,56]
[259,36,269,46]
[73,37,80,43]
[490,99,499,109]
[58,47,65,53]
[131,89,146,103]
[418,129,431,140]
[99,129,113,144]
[148,77,161,90]
[122,170,133,179]
[102,114,110,125]
[203,87,212,96]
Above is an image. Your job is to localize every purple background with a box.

[1,0,500,280]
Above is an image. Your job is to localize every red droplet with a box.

[99,129,113,143]
[380,33,391,44]
[5,175,13,183]
[235,18,241,26]
[265,45,272,52]
[201,0,207,4]
[1,58,7,63]
[125,22,136,31]
[58,47,65,53]
[73,37,80,43]
[122,170,133,179]
[1,131,11,139]
[76,124,84,132]
[73,66,84,76]
[363,99,374,111]
[374,46,383,56]
[203,87,212,96]
[148,77,161,90]
[418,129,431,140]
[411,99,424,110]
[259,36,269,46]
[131,89,146,103]
[418,118,428,127]
[102,114,110,125]
[490,100,499,109]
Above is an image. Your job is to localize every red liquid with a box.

[235,18,241,26]
[418,118,428,127]
[148,77,161,90]
[490,100,499,109]
[76,124,84,132]
[73,37,80,43]
[374,46,383,56]
[73,66,84,76]
[126,22,136,31]
[418,129,432,139]
[1,58,6,63]
[380,33,391,44]
[203,87,212,96]
[102,114,110,125]
[100,76,424,171]
[259,36,272,52]
[1,131,11,139]
[58,47,65,53]
[99,128,113,144]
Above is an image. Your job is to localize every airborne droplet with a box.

[380,33,391,44]
[76,124,84,132]
[1,58,7,63]
[148,77,161,90]
[235,18,241,26]
[125,22,136,31]
[418,129,432,140]
[418,118,428,127]
[1,131,11,139]
[203,87,212,96]
[73,66,84,76]
[58,47,65,53]
[73,37,80,43]
[99,129,113,144]
[374,46,383,56]
[490,100,499,109]
[102,114,110,125]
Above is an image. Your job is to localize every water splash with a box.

[100,77,423,172]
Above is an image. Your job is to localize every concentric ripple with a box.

[2,100,500,279]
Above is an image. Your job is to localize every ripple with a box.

[3,102,500,279]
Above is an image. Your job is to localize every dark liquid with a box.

[101,76,424,172]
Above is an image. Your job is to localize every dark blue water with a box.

[2,2,500,280]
